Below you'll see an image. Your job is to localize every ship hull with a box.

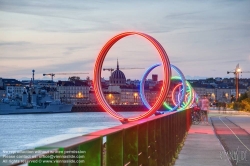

[0,104,73,115]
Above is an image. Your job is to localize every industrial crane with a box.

[103,59,144,76]
[227,64,250,101]
[43,73,89,81]
[103,67,144,76]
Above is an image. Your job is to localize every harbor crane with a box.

[227,64,250,101]
[103,59,144,77]
[43,72,89,81]
[103,67,144,77]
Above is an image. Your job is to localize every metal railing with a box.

[1,109,191,166]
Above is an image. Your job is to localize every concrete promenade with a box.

[175,109,250,166]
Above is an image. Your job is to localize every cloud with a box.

[0,0,250,79]
[0,58,94,79]
[0,55,61,60]
[0,41,30,46]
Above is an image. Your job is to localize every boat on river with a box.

[0,88,73,115]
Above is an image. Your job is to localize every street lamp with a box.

[227,64,241,101]
[235,66,241,101]
[215,88,218,101]
[134,93,138,104]
[109,93,112,104]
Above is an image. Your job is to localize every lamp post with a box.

[227,64,241,101]
[134,93,138,104]
[215,88,217,101]
[235,67,241,101]
[109,93,112,104]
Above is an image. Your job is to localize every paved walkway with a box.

[175,109,250,166]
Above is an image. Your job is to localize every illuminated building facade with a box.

[55,80,90,104]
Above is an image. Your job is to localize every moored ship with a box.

[0,87,73,115]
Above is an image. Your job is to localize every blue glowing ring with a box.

[139,64,186,112]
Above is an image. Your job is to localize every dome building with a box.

[110,60,126,86]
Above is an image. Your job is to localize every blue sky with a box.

[0,0,250,81]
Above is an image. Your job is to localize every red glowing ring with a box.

[93,32,171,122]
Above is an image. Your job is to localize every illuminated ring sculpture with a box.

[172,81,197,109]
[181,80,194,110]
[139,64,186,112]
[164,77,193,111]
[139,63,162,109]
[172,83,185,106]
[93,32,171,123]
[181,81,195,109]
[190,91,199,107]
[186,87,196,108]
[172,83,193,107]
[194,93,199,104]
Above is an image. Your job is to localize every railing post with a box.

[106,131,123,166]
[123,126,138,166]
[155,118,161,165]
[170,114,174,163]
[138,122,148,166]
[148,120,156,165]
[165,115,170,165]
[79,138,102,166]
[160,117,166,165]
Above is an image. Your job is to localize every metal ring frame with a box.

[139,64,187,112]
[163,77,194,111]
[93,32,171,122]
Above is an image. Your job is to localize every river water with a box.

[0,112,144,156]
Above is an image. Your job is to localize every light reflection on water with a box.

[0,111,145,156]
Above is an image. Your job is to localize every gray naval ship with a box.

[0,87,73,115]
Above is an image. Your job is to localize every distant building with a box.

[21,80,57,88]
[89,90,97,104]
[0,78,25,99]
[105,62,162,105]
[104,91,121,105]
[215,77,222,82]
[190,78,248,102]
[0,78,23,89]
[0,87,6,100]
[152,74,158,81]
[109,60,126,86]
[55,80,90,104]
[6,86,25,99]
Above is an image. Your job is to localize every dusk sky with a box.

[1,0,250,81]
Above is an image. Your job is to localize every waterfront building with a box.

[0,78,25,99]
[106,61,162,105]
[120,86,141,105]
[6,86,26,99]
[106,85,160,105]
[89,90,97,104]
[104,91,121,105]
[55,80,90,104]
[0,87,6,100]
[0,78,23,89]
[190,78,248,102]
[21,80,56,88]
